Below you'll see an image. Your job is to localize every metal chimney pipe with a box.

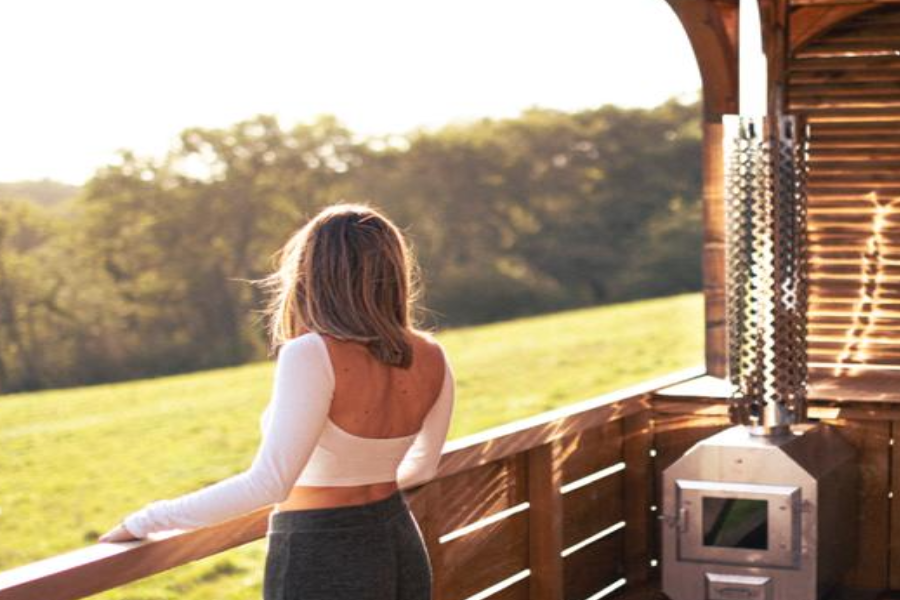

[723,114,810,436]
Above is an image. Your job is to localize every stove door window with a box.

[702,497,768,550]
[674,480,799,568]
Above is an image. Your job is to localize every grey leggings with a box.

[263,490,432,599]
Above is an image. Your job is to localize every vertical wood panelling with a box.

[562,531,623,600]
[527,440,564,600]
[622,410,654,586]
[558,420,623,487]
[665,0,738,377]
[826,418,891,590]
[889,420,900,589]
[703,121,728,378]
[787,6,900,387]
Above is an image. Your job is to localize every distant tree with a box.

[0,179,80,208]
[0,98,702,392]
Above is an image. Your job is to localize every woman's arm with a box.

[121,332,335,538]
[396,346,455,490]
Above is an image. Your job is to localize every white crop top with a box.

[122,332,455,539]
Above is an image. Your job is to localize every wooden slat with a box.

[434,453,527,536]
[818,33,900,45]
[527,441,564,600]
[811,370,900,405]
[809,160,900,171]
[790,55,900,72]
[440,508,530,600]
[798,44,900,59]
[487,575,530,600]
[562,530,623,600]
[808,150,900,160]
[811,322,900,334]
[822,419,891,590]
[806,109,900,122]
[791,69,900,85]
[809,186,900,195]
[621,410,654,585]
[810,353,900,366]
[793,82,900,96]
[561,471,623,549]
[558,420,623,487]
[891,420,900,589]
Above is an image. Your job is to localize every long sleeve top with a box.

[122,332,455,539]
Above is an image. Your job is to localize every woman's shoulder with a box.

[408,329,448,367]
[279,331,328,358]
[409,328,441,348]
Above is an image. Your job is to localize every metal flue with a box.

[724,114,810,436]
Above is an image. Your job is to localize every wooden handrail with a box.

[0,366,704,600]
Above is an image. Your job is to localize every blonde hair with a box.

[254,202,428,368]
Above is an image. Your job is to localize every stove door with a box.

[676,479,801,568]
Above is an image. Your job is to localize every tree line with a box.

[0,98,702,394]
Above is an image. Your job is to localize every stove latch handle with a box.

[659,507,689,532]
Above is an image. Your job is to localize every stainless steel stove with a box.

[660,113,859,600]
[661,423,857,600]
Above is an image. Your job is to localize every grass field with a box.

[0,292,703,600]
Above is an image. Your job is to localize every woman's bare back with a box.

[276,330,447,510]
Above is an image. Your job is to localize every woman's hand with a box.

[99,522,141,543]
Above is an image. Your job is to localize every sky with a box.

[0,0,701,185]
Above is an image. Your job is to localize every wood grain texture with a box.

[562,530,623,600]
[434,453,528,537]
[558,420,623,487]
[527,440,564,600]
[703,121,728,378]
[891,420,900,590]
[827,418,891,590]
[621,410,654,586]
[440,508,530,600]
[561,471,623,550]
[664,0,736,377]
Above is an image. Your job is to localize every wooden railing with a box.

[0,367,704,600]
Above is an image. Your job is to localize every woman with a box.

[99,202,456,600]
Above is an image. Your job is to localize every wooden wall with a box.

[404,411,654,600]
[788,5,900,382]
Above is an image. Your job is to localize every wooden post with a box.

[621,407,654,586]
[527,440,564,600]
[665,0,738,379]
[702,120,728,378]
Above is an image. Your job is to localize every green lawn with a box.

[0,292,703,600]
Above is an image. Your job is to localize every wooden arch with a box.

[665,0,900,381]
